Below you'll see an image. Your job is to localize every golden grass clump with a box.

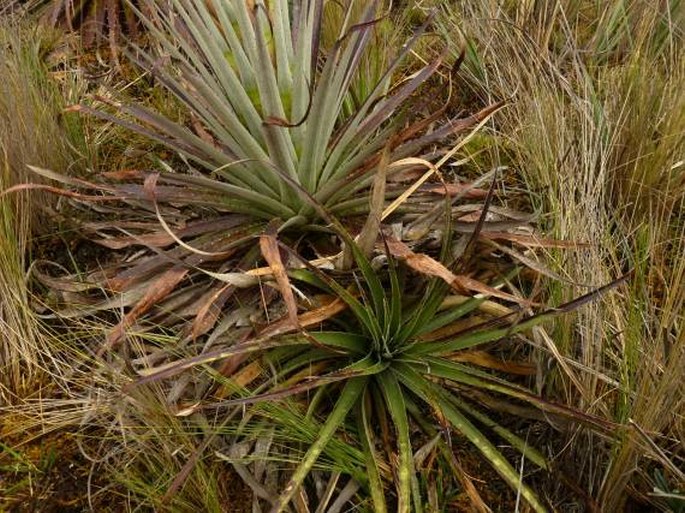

[436,1,684,509]
[0,19,87,402]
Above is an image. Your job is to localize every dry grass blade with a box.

[437,3,684,506]
[485,239,590,286]
[382,101,505,221]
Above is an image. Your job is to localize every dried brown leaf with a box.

[259,296,348,338]
[101,266,189,355]
[448,351,536,375]
[187,284,235,341]
[424,183,489,199]
[480,231,589,248]
[385,237,536,307]
[344,145,390,268]
[260,223,299,329]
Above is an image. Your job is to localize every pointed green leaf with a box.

[356,393,388,513]
[271,377,367,513]
[378,372,413,513]
[392,363,547,513]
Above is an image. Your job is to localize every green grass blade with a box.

[349,240,387,329]
[416,296,487,336]
[387,254,403,347]
[410,356,548,468]
[437,394,546,512]
[411,356,530,393]
[413,268,522,338]
[399,279,449,345]
[411,322,522,355]
[266,347,332,375]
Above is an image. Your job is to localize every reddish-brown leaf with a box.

[259,223,299,330]
[447,351,536,375]
[424,183,489,199]
[385,237,537,307]
[259,296,348,338]
[187,283,235,341]
[100,266,189,355]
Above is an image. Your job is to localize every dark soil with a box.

[0,434,99,513]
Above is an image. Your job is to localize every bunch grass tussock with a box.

[436,0,685,510]
[0,18,89,403]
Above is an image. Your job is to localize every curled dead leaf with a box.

[259,222,299,330]
[385,237,537,307]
